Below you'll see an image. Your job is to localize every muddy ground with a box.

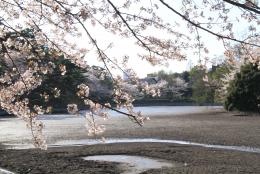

[1,110,260,174]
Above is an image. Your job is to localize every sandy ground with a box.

[1,109,260,173]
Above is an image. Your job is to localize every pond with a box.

[108,105,222,117]
[0,106,223,149]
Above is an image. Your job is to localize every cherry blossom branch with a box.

[49,0,116,82]
[106,0,168,58]
[158,0,260,48]
[1,42,29,90]
[86,97,143,127]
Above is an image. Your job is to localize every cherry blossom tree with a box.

[0,0,259,149]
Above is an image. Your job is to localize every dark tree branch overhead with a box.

[158,0,260,48]
[106,0,171,58]
[106,0,149,48]
[223,0,260,14]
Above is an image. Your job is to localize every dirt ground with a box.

[1,110,260,174]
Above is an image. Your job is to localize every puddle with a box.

[82,155,173,174]
[4,138,260,154]
[0,168,15,174]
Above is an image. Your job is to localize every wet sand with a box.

[1,109,260,173]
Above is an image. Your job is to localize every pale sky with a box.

[75,0,258,78]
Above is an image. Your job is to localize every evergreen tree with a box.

[225,63,260,112]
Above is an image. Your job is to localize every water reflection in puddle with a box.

[82,155,173,174]
[5,138,260,154]
[0,168,15,174]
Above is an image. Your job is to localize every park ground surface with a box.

[1,108,260,173]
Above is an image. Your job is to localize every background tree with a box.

[190,66,215,105]
[224,63,260,112]
[147,70,188,101]
[206,63,231,103]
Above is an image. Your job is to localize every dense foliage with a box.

[25,57,87,112]
[189,66,215,104]
[224,63,260,112]
[146,65,228,105]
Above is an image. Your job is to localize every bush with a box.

[224,63,260,112]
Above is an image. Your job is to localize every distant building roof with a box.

[140,77,158,84]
